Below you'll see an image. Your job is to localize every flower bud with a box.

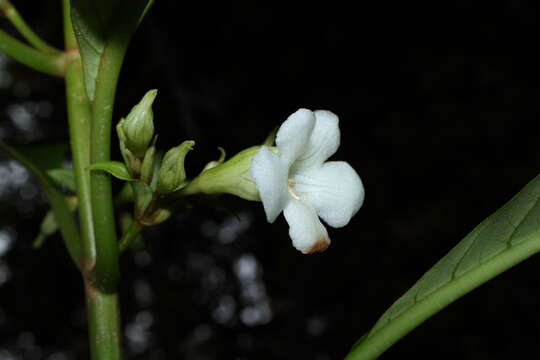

[140,137,157,185]
[117,120,141,175]
[120,89,157,158]
[180,146,261,201]
[157,140,195,194]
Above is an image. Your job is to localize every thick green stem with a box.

[0,0,60,53]
[0,29,65,76]
[65,58,96,269]
[85,279,123,360]
[63,0,94,267]
[89,0,149,292]
[89,40,127,292]
[63,2,124,358]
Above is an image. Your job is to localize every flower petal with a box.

[293,161,364,228]
[275,108,315,167]
[291,110,340,172]
[251,146,289,223]
[283,198,330,254]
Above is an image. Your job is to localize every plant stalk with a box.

[89,0,150,292]
[63,0,95,270]
[0,29,65,76]
[0,0,61,53]
[64,1,123,358]
[84,279,123,360]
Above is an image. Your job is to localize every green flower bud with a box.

[157,140,195,194]
[180,146,261,201]
[141,136,157,185]
[120,89,157,158]
[117,120,141,175]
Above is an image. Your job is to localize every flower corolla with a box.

[251,109,364,254]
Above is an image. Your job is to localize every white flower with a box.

[251,108,364,254]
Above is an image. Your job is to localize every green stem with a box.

[84,279,123,360]
[63,0,94,268]
[62,0,77,50]
[0,0,61,53]
[119,219,143,252]
[65,57,96,269]
[63,2,123,358]
[89,38,127,292]
[0,29,65,76]
[89,0,151,292]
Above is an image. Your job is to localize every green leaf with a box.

[347,174,540,360]
[70,0,118,100]
[0,141,82,268]
[33,210,57,249]
[48,168,77,192]
[88,161,133,181]
[71,0,154,101]
[33,196,79,249]
[14,142,69,171]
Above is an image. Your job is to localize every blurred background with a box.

[1,1,540,359]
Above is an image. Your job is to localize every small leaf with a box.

[347,174,540,360]
[33,210,57,249]
[32,196,79,249]
[48,168,76,192]
[88,161,133,181]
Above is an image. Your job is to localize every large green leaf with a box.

[347,174,540,360]
[71,0,154,101]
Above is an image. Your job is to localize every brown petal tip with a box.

[303,237,331,254]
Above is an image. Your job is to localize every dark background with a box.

[1,1,540,359]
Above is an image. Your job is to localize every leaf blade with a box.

[48,168,77,192]
[70,0,118,100]
[71,0,153,101]
[88,161,133,181]
[346,175,540,360]
[0,141,83,268]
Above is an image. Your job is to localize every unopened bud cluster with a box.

[116,89,262,227]
[116,90,194,225]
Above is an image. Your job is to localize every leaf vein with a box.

[505,196,540,249]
